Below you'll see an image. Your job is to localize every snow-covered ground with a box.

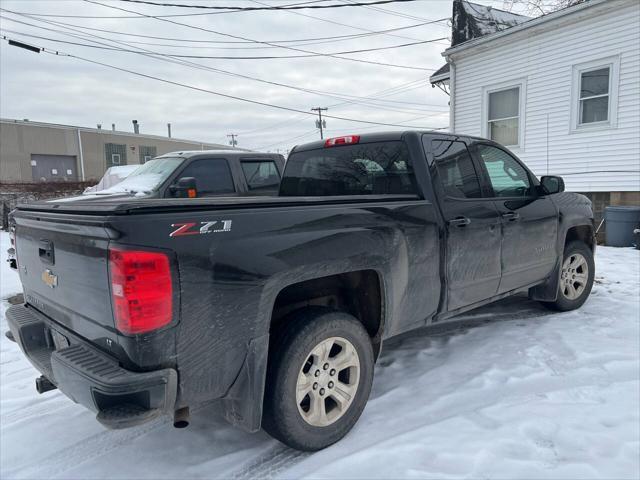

[1,230,638,479]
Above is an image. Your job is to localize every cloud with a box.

[0,0,456,152]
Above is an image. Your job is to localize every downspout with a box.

[76,128,86,181]
[448,58,456,133]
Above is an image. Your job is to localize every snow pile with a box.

[83,165,140,194]
[1,230,638,479]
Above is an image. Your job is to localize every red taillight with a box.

[109,247,173,335]
[324,135,360,148]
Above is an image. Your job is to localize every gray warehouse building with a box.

[0,118,230,183]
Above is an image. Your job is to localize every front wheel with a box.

[542,240,595,311]
[262,308,374,451]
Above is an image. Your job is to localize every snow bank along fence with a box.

[0,182,95,230]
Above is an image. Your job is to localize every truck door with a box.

[425,137,502,311]
[471,143,558,293]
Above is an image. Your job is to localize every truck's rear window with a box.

[280,141,417,196]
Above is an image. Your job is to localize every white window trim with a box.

[570,56,620,132]
[481,78,527,150]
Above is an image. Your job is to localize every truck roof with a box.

[290,130,504,153]
[156,150,283,160]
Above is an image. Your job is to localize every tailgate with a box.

[14,211,116,344]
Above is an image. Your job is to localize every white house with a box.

[431,0,640,210]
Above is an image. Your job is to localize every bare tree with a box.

[502,0,586,16]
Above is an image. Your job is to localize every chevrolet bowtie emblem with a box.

[41,269,58,289]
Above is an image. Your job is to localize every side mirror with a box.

[540,175,565,195]
[170,177,197,198]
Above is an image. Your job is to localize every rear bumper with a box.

[6,303,177,429]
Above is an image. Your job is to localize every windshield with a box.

[98,157,184,196]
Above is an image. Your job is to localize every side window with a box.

[477,145,532,198]
[178,159,235,196]
[431,140,482,199]
[241,160,280,191]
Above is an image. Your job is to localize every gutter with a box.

[443,0,610,57]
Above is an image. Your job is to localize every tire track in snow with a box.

[228,445,308,480]
[2,398,72,427]
[7,416,170,479]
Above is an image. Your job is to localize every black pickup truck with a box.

[6,131,595,451]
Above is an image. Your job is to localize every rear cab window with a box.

[280,141,417,196]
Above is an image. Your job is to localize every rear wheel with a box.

[542,240,594,311]
[263,308,374,451]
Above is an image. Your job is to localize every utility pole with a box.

[227,133,238,148]
[311,107,328,139]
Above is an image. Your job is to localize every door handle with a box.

[449,216,471,227]
[502,212,520,221]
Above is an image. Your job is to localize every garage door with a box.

[31,154,78,182]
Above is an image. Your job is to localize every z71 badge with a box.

[169,220,232,237]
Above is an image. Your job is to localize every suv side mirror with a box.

[170,177,197,198]
[540,175,565,195]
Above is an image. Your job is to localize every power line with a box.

[119,0,423,11]
[3,35,447,131]
[0,16,446,113]
[0,27,445,59]
[8,0,438,18]
[0,8,446,46]
[82,0,435,71]
[248,0,448,45]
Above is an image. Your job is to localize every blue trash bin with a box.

[605,206,640,247]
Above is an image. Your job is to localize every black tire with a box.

[542,240,595,311]
[262,307,374,451]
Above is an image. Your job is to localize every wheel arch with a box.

[270,269,386,360]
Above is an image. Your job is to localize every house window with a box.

[111,153,121,165]
[487,87,520,147]
[578,67,610,124]
[571,57,619,131]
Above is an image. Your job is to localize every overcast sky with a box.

[0,0,531,153]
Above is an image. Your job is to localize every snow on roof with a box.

[452,1,531,46]
[430,0,531,85]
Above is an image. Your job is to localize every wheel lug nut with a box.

[323,363,329,370]
[313,382,318,390]
[319,388,325,395]
[314,370,320,377]
[328,381,334,388]
[330,369,336,376]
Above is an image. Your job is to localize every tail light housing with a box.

[109,247,173,335]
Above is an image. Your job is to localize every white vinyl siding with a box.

[450,0,640,192]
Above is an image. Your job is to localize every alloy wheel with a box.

[296,336,360,427]
[560,252,589,300]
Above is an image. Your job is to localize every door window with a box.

[241,160,280,191]
[477,145,532,197]
[431,140,482,199]
[178,159,235,196]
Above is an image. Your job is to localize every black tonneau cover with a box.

[16,194,420,215]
